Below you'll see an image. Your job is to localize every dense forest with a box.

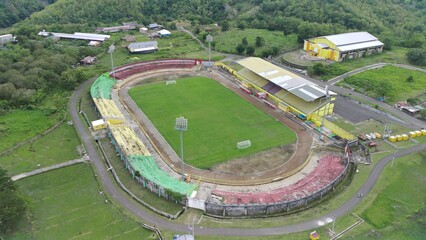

[0,0,425,112]
[0,0,57,28]
[18,0,426,46]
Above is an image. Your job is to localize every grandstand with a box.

[236,57,336,119]
[111,59,201,80]
[211,155,345,205]
[90,73,197,201]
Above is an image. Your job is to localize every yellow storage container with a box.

[421,130,426,136]
[409,131,417,138]
[374,133,382,139]
[415,130,422,137]
[402,134,409,141]
[389,136,396,142]
[396,135,402,141]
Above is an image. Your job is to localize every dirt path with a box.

[117,68,313,185]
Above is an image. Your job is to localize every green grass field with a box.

[0,121,81,176]
[212,29,299,56]
[339,65,426,104]
[0,110,58,153]
[7,164,155,240]
[316,47,424,80]
[129,77,296,169]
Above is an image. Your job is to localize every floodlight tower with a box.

[319,85,330,141]
[108,44,116,79]
[175,116,188,180]
[206,34,213,68]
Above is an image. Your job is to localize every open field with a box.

[212,29,299,56]
[0,121,81,176]
[0,110,58,152]
[314,47,424,80]
[339,151,426,240]
[338,65,426,104]
[129,76,296,169]
[7,164,154,240]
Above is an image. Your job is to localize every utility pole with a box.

[175,116,188,180]
[108,44,115,78]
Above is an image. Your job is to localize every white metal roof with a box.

[324,32,378,46]
[337,40,384,52]
[237,57,335,102]
[158,29,171,35]
[91,119,105,126]
[38,31,110,42]
[128,41,158,52]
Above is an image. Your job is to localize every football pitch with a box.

[129,77,296,169]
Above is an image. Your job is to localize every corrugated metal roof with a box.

[128,41,158,49]
[158,29,171,35]
[324,32,378,46]
[38,31,110,41]
[237,57,334,102]
[337,40,384,52]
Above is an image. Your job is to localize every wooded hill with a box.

[17,0,426,47]
[0,0,57,28]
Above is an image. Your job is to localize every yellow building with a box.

[304,32,384,62]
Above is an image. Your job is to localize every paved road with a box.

[270,60,426,129]
[71,75,426,236]
[12,156,89,181]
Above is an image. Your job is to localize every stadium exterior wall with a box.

[204,160,351,217]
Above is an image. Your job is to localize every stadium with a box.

[90,58,354,216]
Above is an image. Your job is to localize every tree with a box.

[245,46,255,56]
[407,49,426,66]
[407,98,420,105]
[237,22,245,30]
[221,21,229,31]
[255,36,265,47]
[236,43,246,54]
[0,167,27,234]
[261,49,273,58]
[406,75,414,82]
[312,63,327,75]
[420,109,426,119]
[241,37,248,46]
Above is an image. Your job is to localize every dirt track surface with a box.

[118,68,313,185]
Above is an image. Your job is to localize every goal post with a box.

[237,140,251,149]
[166,80,176,85]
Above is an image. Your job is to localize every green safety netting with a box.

[90,73,116,99]
[128,155,197,196]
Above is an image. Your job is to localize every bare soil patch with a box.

[212,144,295,175]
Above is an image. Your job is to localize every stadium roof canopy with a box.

[321,31,384,52]
[237,57,335,102]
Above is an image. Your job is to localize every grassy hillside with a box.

[10,164,154,239]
